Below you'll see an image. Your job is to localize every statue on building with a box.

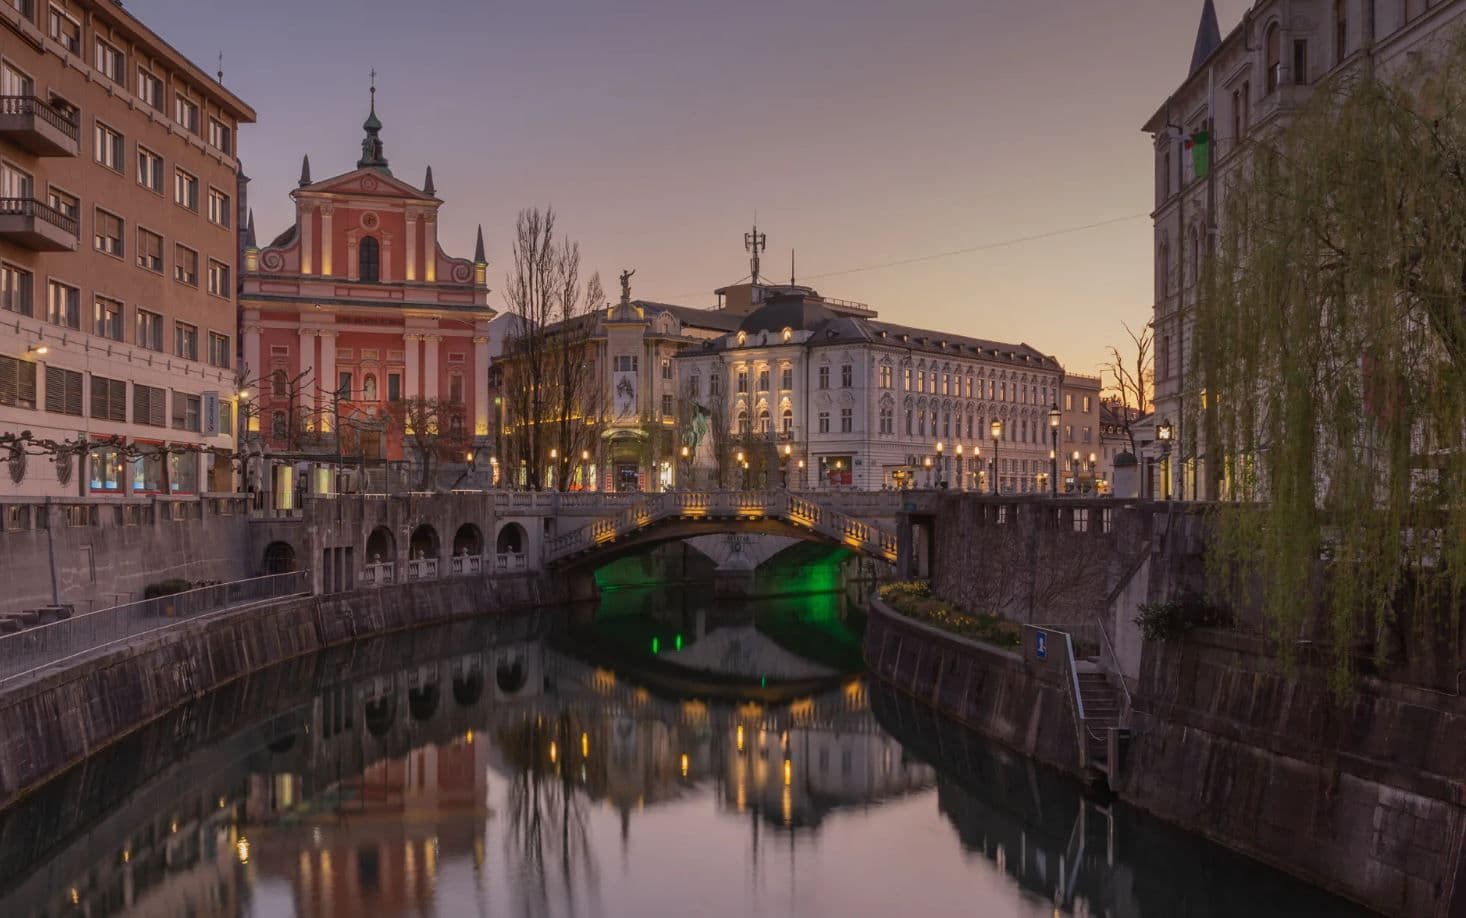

[619,268,635,303]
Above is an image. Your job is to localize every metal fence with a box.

[0,571,310,686]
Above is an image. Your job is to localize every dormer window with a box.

[781,327,793,343]
[736,331,747,346]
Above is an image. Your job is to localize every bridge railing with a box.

[0,572,310,686]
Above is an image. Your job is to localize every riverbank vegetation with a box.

[877,581,1022,649]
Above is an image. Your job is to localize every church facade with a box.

[240,88,492,500]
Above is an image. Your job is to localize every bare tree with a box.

[500,207,605,490]
[390,397,469,490]
[1101,320,1154,455]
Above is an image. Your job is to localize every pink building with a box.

[240,87,493,481]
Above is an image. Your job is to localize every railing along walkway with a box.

[543,490,898,565]
[0,572,309,686]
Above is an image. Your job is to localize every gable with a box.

[301,168,437,201]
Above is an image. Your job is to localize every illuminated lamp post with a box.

[934,441,945,489]
[989,419,1003,495]
[1156,418,1174,500]
[954,443,964,491]
[1048,406,1061,498]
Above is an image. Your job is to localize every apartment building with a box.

[0,0,255,496]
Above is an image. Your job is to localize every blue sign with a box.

[1035,631,1048,661]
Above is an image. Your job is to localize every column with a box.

[243,319,262,387]
[405,213,418,281]
[404,334,421,401]
[423,215,437,282]
[472,334,490,437]
[300,205,314,275]
[381,232,394,283]
[298,328,316,428]
[318,330,337,430]
[423,335,440,402]
[319,205,334,276]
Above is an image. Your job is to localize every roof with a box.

[637,301,745,333]
[1189,0,1222,77]
[738,298,837,334]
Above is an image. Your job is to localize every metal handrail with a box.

[0,94,80,140]
[0,571,309,685]
[0,196,79,235]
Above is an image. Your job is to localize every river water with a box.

[0,586,1373,917]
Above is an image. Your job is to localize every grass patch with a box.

[877,581,1022,650]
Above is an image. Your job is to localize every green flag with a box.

[1187,131,1211,179]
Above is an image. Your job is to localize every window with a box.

[662,393,674,418]
[137,67,162,109]
[137,228,163,272]
[136,308,163,351]
[207,117,232,155]
[1065,424,1074,443]
[0,356,38,409]
[94,121,123,171]
[660,357,672,380]
[918,370,926,393]
[46,186,76,221]
[270,410,287,439]
[1335,0,1349,62]
[219,401,232,436]
[174,93,199,133]
[94,209,123,257]
[736,370,748,393]
[208,188,231,227]
[1,159,32,201]
[388,373,402,402]
[358,236,380,281]
[45,366,82,416]
[757,369,769,391]
[94,38,123,83]
[879,365,892,389]
[49,6,80,53]
[736,410,749,435]
[1293,39,1308,85]
[1064,393,1073,411]
[615,355,638,372]
[757,408,770,433]
[93,296,122,340]
[1159,334,1173,380]
[89,374,125,421]
[174,168,198,211]
[270,369,287,397]
[137,146,163,193]
[782,407,793,434]
[1083,426,1092,444]
[208,332,230,368]
[174,322,198,360]
[174,245,198,285]
[1266,26,1282,93]
[688,374,700,398]
[903,366,912,390]
[46,280,79,329]
[1,264,33,317]
[879,405,893,434]
[818,366,830,389]
[207,259,230,296]
[709,373,722,396]
[337,371,352,400]
[449,373,463,403]
[840,407,852,433]
[841,364,853,388]
[1083,396,1092,413]
[818,411,830,434]
[171,390,201,432]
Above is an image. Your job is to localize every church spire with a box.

[474,224,486,264]
[298,154,311,187]
[423,165,436,196]
[245,210,256,248]
[357,69,391,174]
[1188,0,1222,76]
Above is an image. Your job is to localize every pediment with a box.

[301,168,438,201]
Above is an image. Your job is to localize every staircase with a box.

[1077,669,1123,771]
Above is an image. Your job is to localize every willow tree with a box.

[1194,38,1466,692]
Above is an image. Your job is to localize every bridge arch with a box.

[262,541,298,575]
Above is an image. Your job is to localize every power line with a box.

[642,212,1150,302]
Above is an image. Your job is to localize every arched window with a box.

[363,374,378,401]
[271,410,287,439]
[359,236,380,283]
[757,408,770,434]
[781,407,793,434]
[737,409,749,435]
[1266,25,1282,93]
[271,369,287,398]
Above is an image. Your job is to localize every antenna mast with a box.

[744,222,766,286]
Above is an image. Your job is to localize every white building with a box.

[1145,0,1466,500]
[677,283,1067,492]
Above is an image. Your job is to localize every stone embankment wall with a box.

[1121,629,1466,918]
[863,597,1082,776]
[0,572,558,808]
[0,497,252,616]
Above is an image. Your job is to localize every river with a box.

[0,586,1373,917]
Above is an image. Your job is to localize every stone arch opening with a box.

[496,656,527,694]
[496,522,527,555]
[452,671,484,707]
[262,541,297,575]
[408,683,440,721]
[365,694,395,737]
[453,523,484,557]
[366,525,395,564]
[409,524,439,561]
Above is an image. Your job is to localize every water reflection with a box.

[0,595,1373,917]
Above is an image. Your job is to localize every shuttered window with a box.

[89,375,126,421]
[171,390,200,432]
[0,357,38,409]
[133,383,166,427]
[44,366,83,416]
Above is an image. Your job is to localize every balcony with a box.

[0,96,80,156]
[0,197,78,251]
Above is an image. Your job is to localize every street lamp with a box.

[934,441,944,489]
[922,454,933,489]
[679,444,690,490]
[1071,450,1081,492]
[1156,418,1174,500]
[1048,406,1061,498]
[955,443,964,491]
[989,419,1002,495]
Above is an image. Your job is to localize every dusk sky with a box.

[136,0,1249,375]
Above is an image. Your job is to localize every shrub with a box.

[878,582,1021,649]
[1135,590,1234,642]
[143,578,192,599]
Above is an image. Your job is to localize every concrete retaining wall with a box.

[863,596,1082,777]
[1122,629,1466,918]
[0,572,558,808]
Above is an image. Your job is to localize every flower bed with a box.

[877,581,1022,649]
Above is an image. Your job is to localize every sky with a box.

[132,0,1252,376]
